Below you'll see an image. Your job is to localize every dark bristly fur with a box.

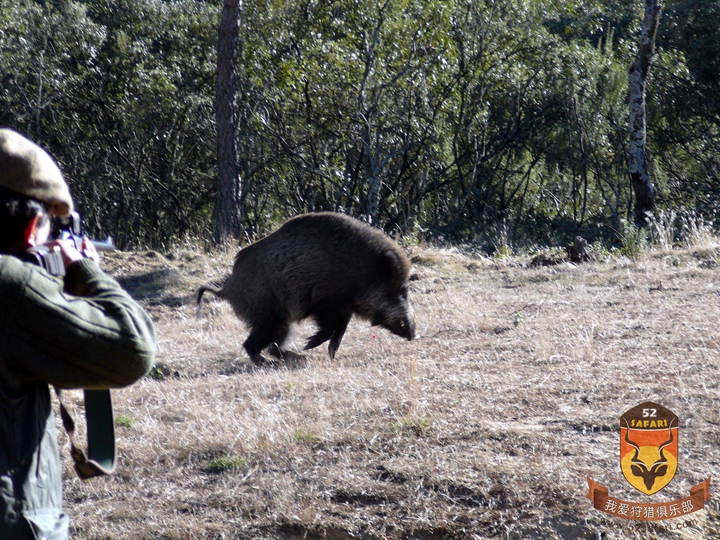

[197,212,415,364]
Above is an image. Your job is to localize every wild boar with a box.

[197,212,415,364]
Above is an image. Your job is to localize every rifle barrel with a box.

[90,239,116,252]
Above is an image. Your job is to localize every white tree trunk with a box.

[628,0,662,226]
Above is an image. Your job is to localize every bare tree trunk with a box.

[362,123,381,223]
[628,0,662,227]
[359,31,380,224]
[215,0,242,244]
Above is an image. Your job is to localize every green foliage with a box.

[1,0,719,248]
[618,219,649,258]
[293,430,320,444]
[652,1,720,218]
[0,0,219,249]
[204,455,247,474]
[115,414,135,428]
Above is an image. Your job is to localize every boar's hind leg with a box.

[243,317,290,365]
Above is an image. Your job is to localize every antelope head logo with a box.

[623,417,676,492]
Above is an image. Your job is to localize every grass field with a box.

[59,239,720,539]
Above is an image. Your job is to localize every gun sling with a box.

[55,389,117,479]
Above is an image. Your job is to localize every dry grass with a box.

[58,243,720,539]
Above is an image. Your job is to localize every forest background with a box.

[1,0,718,252]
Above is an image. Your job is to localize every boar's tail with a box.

[196,284,223,319]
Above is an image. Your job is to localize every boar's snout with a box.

[376,299,415,341]
[389,316,416,341]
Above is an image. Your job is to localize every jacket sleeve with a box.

[0,256,157,390]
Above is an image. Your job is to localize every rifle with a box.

[22,211,115,276]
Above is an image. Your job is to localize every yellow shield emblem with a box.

[620,402,678,495]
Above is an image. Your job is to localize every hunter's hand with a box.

[45,237,100,268]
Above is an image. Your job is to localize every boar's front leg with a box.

[328,313,351,359]
[305,310,351,359]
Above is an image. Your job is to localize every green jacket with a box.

[0,255,156,540]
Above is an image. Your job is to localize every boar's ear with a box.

[378,249,402,277]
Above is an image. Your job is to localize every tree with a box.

[215,0,242,243]
[628,0,662,226]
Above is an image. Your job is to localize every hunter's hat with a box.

[0,128,73,216]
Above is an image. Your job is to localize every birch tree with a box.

[628,0,662,226]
